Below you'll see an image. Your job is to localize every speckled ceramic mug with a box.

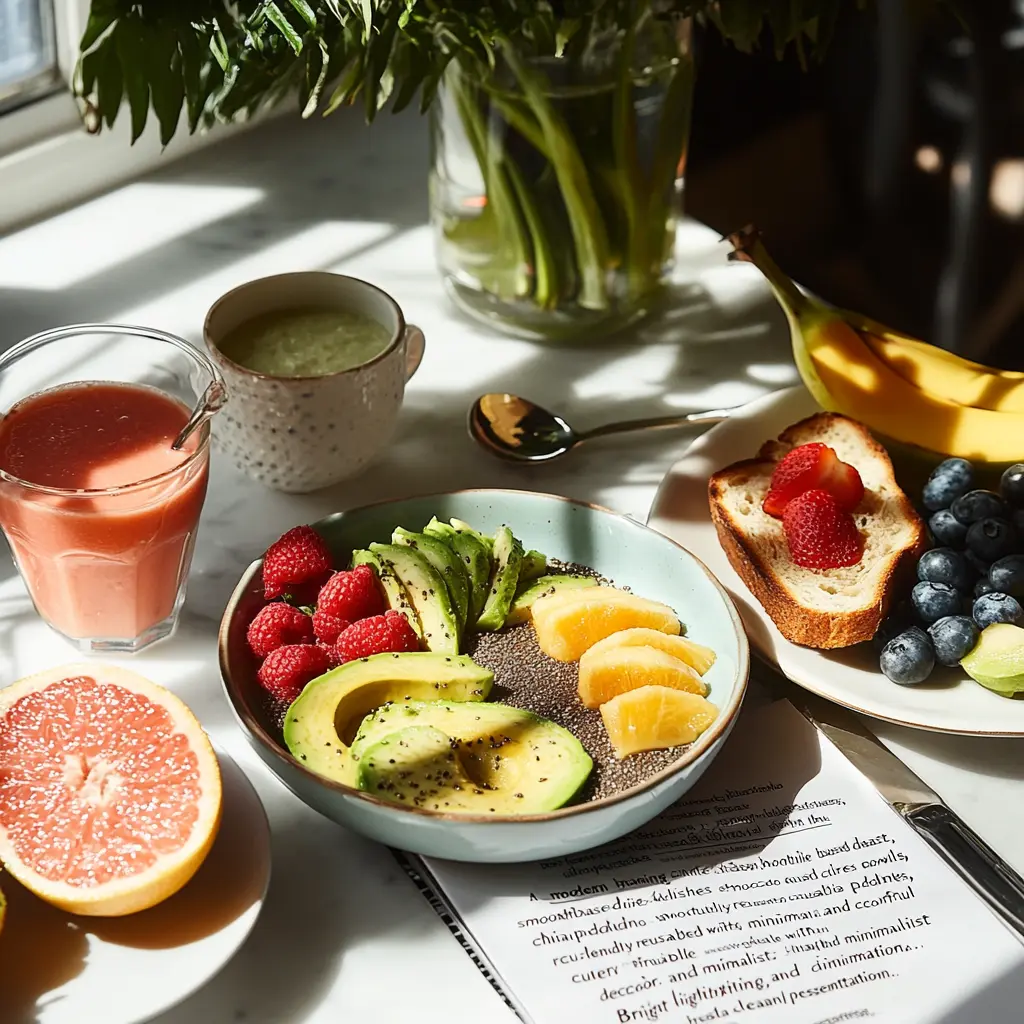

[204,272,424,493]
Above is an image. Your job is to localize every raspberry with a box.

[257,643,331,703]
[763,443,864,518]
[247,603,314,658]
[334,611,421,664]
[317,564,385,622]
[782,489,862,569]
[312,606,351,646]
[262,526,333,601]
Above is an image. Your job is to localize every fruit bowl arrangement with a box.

[219,489,748,862]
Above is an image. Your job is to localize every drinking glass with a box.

[0,324,224,653]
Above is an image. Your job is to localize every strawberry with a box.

[762,442,864,518]
[782,489,862,569]
[257,643,331,703]
[247,603,314,658]
[316,564,385,623]
[312,607,351,646]
[262,526,333,601]
[334,611,421,664]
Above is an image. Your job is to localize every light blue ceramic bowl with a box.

[220,489,749,863]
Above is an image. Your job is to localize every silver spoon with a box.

[469,392,734,463]
[171,379,228,451]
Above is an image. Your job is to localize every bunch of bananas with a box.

[729,227,1024,465]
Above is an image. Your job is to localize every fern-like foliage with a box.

[74,1,857,145]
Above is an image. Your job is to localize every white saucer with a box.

[0,748,271,1024]
[648,385,1024,736]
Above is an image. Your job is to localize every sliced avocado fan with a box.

[424,517,492,621]
[477,525,524,631]
[392,527,470,638]
[351,548,422,639]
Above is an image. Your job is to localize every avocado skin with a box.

[392,527,471,637]
[369,542,460,654]
[424,518,492,621]
[506,573,597,625]
[477,525,524,631]
[283,653,493,787]
[354,699,592,813]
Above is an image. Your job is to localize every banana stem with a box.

[727,225,810,316]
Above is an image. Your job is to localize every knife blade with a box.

[754,662,1024,941]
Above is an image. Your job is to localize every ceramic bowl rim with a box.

[218,487,750,824]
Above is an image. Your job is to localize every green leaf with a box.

[209,27,231,72]
[263,2,305,54]
[361,0,374,39]
[96,44,124,130]
[288,0,318,29]
[115,20,150,143]
[78,3,118,53]
[79,48,102,97]
[178,28,205,132]
[146,26,185,145]
[301,36,331,116]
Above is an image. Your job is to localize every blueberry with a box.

[873,603,914,653]
[966,517,1019,563]
[927,615,980,667]
[974,576,996,599]
[880,628,935,685]
[928,509,968,548]
[964,549,990,579]
[1000,463,1024,507]
[916,548,972,591]
[1012,507,1024,537]
[972,591,1024,630]
[951,489,1008,525]
[923,458,973,511]
[911,580,963,624]
[987,555,1024,598]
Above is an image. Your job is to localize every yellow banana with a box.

[728,227,1024,464]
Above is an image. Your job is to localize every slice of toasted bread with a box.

[708,413,925,649]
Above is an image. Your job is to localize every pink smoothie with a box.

[0,382,210,641]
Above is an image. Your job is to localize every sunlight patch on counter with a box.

[0,183,264,291]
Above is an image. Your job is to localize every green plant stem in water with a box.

[499,41,611,311]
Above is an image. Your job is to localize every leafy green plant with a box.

[74,2,857,146]
[73,2,866,334]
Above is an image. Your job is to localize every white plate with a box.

[648,384,1024,736]
[0,749,271,1024]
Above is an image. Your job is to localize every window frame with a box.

[0,0,253,234]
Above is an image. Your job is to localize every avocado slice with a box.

[961,623,1024,696]
[392,527,470,636]
[424,518,492,621]
[351,549,422,639]
[283,652,493,786]
[506,573,597,626]
[354,700,593,813]
[369,542,460,654]
[450,517,494,554]
[477,525,524,631]
[519,549,548,583]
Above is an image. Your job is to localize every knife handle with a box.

[907,803,1024,939]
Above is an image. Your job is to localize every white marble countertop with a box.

[1,107,1022,1023]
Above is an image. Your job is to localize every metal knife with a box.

[755,663,1024,941]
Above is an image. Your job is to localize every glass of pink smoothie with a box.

[0,324,225,653]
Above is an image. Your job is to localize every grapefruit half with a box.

[0,664,222,917]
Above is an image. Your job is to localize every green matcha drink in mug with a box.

[204,272,425,492]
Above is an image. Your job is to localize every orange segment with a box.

[578,646,706,709]
[532,589,680,662]
[583,627,717,675]
[600,685,718,759]
[0,663,222,917]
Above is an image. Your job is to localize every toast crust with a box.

[708,413,925,649]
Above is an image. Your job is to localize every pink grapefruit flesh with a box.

[0,664,222,916]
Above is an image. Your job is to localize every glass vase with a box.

[429,14,694,342]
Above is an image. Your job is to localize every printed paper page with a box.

[421,700,1024,1024]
